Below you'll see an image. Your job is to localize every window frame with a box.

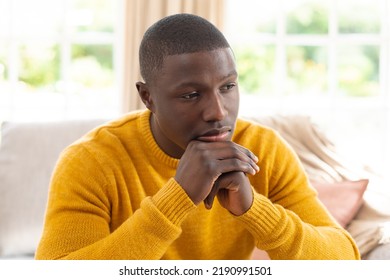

[225,0,390,187]
[0,0,124,121]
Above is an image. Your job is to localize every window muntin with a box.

[0,0,121,121]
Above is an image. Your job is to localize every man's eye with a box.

[221,83,236,92]
[181,92,199,100]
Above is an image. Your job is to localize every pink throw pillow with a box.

[311,179,368,228]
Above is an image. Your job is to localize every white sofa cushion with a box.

[0,119,104,258]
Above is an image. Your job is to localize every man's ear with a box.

[136,82,154,111]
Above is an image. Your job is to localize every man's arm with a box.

[236,133,360,260]
[35,146,196,260]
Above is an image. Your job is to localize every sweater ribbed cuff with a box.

[237,192,281,238]
[152,178,196,226]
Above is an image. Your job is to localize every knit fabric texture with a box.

[35,110,360,260]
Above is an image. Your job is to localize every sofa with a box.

[1,114,390,259]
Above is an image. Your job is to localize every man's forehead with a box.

[162,49,235,71]
[158,52,236,87]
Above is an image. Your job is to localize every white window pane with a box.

[0,44,8,82]
[71,0,116,33]
[18,42,60,91]
[12,0,64,38]
[225,0,277,35]
[338,0,381,34]
[286,46,327,95]
[286,0,328,34]
[337,45,380,97]
[71,44,114,90]
[0,0,120,122]
[0,0,11,37]
[234,44,276,95]
[68,44,116,119]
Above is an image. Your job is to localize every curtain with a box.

[122,0,225,112]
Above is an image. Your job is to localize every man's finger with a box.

[204,180,219,209]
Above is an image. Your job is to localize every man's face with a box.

[139,48,240,158]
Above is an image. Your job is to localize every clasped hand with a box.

[174,141,260,216]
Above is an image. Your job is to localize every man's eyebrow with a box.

[222,70,238,81]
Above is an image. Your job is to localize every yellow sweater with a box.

[35,110,360,260]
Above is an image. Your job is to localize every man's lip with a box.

[196,127,232,142]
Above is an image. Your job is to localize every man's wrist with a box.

[152,178,196,225]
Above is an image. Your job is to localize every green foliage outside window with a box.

[286,2,328,34]
[234,1,380,97]
[71,45,114,89]
[338,1,380,33]
[286,46,327,95]
[234,45,275,95]
[18,44,60,90]
[0,0,115,93]
[16,44,114,91]
[338,46,379,97]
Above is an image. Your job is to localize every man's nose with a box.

[202,92,227,122]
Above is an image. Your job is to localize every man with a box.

[35,14,360,260]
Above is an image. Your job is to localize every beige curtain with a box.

[122,0,225,113]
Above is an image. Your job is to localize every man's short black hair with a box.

[139,13,231,84]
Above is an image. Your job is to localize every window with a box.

[225,0,390,187]
[0,0,123,121]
